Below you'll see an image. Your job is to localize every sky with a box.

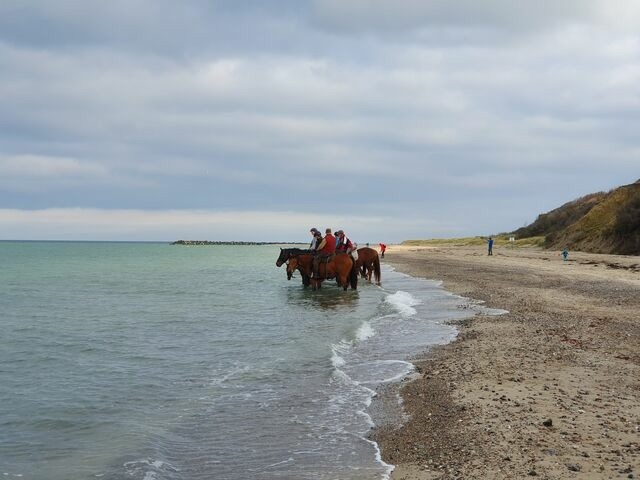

[1,0,639,243]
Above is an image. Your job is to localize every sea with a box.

[0,241,501,480]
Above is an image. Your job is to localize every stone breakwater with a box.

[171,240,300,246]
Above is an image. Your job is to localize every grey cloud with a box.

[310,0,600,35]
[1,1,639,239]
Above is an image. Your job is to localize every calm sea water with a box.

[0,242,487,480]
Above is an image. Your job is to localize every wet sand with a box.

[373,244,640,479]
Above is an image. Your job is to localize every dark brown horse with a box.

[355,247,381,285]
[276,248,311,286]
[287,252,358,291]
[276,247,309,267]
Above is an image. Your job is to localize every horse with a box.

[276,247,309,267]
[287,252,358,291]
[286,257,310,285]
[355,247,381,285]
[276,248,311,286]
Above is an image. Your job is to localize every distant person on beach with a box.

[488,237,494,256]
[379,243,386,258]
[562,248,569,261]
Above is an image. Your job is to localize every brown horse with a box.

[355,247,381,285]
[276,248,311,286]
[287,253,358,291]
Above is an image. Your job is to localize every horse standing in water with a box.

[355,247,381,285]
[276,248,311,286]
[285,252,358,291]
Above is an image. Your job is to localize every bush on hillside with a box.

[613,189,640,254]
[513,193,603,239]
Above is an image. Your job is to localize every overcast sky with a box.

[1,0,638,242]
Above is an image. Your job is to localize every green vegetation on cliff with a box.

[403,180,639,255]
[515,180,640,255]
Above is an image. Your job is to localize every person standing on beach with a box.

[488,237,494,256]
[379,243,386,258]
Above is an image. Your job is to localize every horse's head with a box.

[276,248,289,267]
[287,257,300,280]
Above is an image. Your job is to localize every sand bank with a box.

[374,244,640,479]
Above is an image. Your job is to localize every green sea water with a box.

[0,241,481,479]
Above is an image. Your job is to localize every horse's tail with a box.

[373,254,381,285]
[349,258,359,290]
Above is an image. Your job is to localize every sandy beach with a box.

[374,244,640,479]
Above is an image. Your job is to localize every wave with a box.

[384,290,421,317]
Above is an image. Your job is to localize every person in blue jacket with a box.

[487,237,494,256]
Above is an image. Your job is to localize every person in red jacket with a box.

[336,230,354,254]
[379,243,386,258]
[312,228,336,278]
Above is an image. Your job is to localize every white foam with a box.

[330,341,350,368]
[331,366,353,385]
[210,364,250,387]
[331,350,345,368]
[385,291,421,317]
[460,298,510,316]
[124,459,177,480]
[376,361,415,384]
[356,409,376,428]
[366,437,394,480]
[264,457,294,469]
[355,321,375,341]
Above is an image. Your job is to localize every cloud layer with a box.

[1,1,638,241]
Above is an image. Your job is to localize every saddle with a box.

[312,253,335,278]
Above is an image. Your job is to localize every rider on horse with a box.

[309,227,321,251]
[335,230,354,255]
[312,228,336,278]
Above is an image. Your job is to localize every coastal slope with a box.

[376,244,640,479]
[513,179,640,255]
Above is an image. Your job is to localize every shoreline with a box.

[374,244,640,479]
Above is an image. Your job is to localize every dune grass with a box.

[401,236,545,248]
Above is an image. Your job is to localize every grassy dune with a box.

[402,236,545,248]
